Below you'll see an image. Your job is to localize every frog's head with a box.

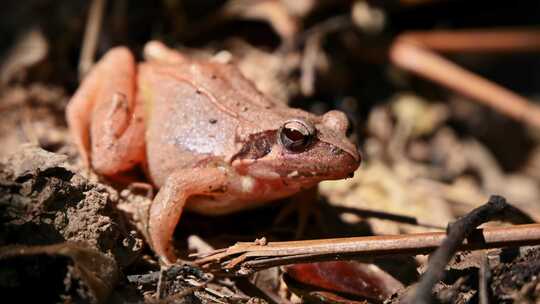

[231,110,361,188]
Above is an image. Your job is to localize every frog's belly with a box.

[185,176,303,216]
[185,195,281,215]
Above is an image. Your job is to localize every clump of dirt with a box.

[0,145,140,302]
[0,145,269,303]
[491,249,540,303]
[0,145,142,266]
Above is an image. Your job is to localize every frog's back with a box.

[138,59,287,186]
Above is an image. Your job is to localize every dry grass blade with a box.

[78,0,107,79]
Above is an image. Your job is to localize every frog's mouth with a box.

[277,143,361,181]
[232,150,359,184]
[285,168,355,181]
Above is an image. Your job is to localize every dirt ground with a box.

[1,1,540,303]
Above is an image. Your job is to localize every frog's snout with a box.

[326,145,361,180]
[343,148,362,175]
[335,139,361,164]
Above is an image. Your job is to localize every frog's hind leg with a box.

[66,47,145,176]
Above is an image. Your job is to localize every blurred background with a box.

[1,0,540,303]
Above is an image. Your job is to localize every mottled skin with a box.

[66,41,361,264]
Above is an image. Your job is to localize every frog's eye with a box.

[278,119,315,152]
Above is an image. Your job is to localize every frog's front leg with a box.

[66,47,145,175]
[148,167,229,264]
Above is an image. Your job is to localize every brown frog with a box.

[66,41,361,264]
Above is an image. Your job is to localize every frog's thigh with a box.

[67,47,145,174]
[92,48,146,175]
[148,167,229,264]
[66,53,104,167]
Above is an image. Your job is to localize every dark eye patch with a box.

[232,131,274,160]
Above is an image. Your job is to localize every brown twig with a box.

[479,254,491,304]
[194,223,540,276]
[398,29,540,53]
[390,30,540,129]
[411,195,520,303]
[78,0,106,80]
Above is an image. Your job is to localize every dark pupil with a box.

[281,128,309,151]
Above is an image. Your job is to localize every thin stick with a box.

[412,195,513,303]
[78,0,106,80]
[390,39,540,128]
[195,222,540,275]
[398,29,540,53]
[479,255,491,304]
